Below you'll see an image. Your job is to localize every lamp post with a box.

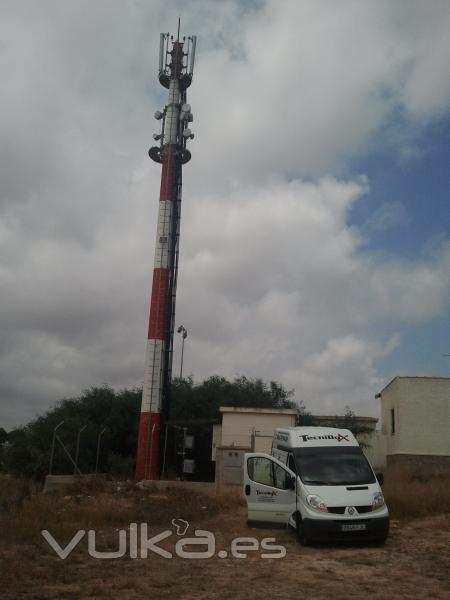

[177,325,188,379]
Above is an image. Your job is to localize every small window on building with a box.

[390,408,395,435]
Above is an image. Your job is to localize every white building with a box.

[375,376,450,469]
[212,376,450,485]
[212,407,380,484]
[212,406,297,459]
[213,407,297,485]
[312,414,379,467]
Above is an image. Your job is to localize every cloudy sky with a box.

[1,0,450,429]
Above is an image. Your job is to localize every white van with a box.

[243,426,389,544]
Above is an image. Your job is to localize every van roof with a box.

[274,426,359,448]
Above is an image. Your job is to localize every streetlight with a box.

[177,325,188,379]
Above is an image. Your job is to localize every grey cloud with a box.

[176,180,450,411]
[1,1,450,428]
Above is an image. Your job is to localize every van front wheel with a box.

[296,513,310,546]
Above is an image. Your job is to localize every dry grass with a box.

[0,477,33,512]
[1,466,449,549]
[383,465,450,519]
[0,477,243,547]
[0,475,449,600]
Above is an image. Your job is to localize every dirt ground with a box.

[1,502,449,600]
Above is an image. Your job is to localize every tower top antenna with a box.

[157,26,197,91]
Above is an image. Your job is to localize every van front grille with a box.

[327,506,373,514]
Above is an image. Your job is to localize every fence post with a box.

[49,420,65,475]
[74,424,88,474]
[95,427,107,475]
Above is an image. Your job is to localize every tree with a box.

[3,376,301,479]
[296,400,314,426]
[0,427,8,472]
[3,386,141,479]
[329,406,373,448]
[170,375,297,421]
[0,428,7,445]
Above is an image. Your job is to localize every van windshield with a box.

[293,446,375,486]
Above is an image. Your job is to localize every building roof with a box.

[219,406,298,415]
[377,375,450,395]
[312,414,378,423]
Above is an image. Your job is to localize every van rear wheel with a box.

[296,513,310,546]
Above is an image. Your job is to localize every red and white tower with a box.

[135,28,197,480]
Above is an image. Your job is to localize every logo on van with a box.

[256,490,277,497]
[300,434,349,443]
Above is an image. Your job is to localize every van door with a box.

[244,453,296,525]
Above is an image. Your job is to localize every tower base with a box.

[135,412,161,480]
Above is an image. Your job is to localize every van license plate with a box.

[341,523,366,531]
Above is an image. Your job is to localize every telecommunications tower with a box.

[135,25,197,480]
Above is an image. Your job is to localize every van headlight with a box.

[372,491,385,511]
[306,494,328,513]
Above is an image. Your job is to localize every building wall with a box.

[380,377,401,456]
[217,410,384,466]
[215,446,247,486]
[380,377,450,457]
[372,432,387,470]
[311,415,379,467]
[220,410,297,452]
[211,423,221,461]
[387,454,450,470]
[215,408,295,486]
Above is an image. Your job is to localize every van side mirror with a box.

[376,472,384,486]
[287,474,296,490]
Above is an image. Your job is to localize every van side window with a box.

[247,457,291,490]
[273,463,290,490]
[288,454,297,474]
[247,457,273,487]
